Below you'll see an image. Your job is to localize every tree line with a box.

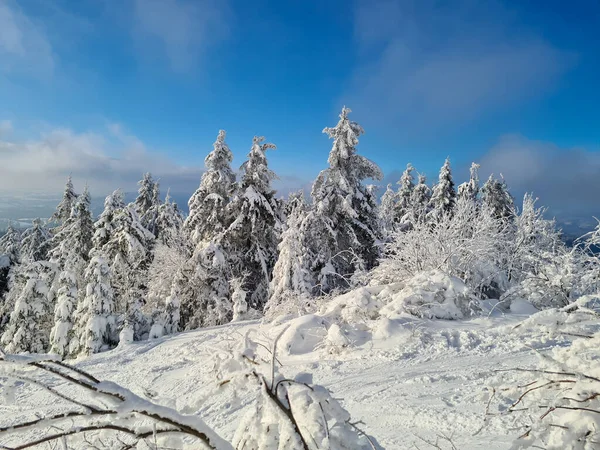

[0,106,597,358]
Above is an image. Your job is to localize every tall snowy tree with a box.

[50,176,77,225]
[411,174,432,223]
[134,173,157,218]
[428,158,456,220]
[379,184,397,235]
[0,225,21,302]
[304,107,383,293]
[458,162,481,202]
[137,175,161,236]
[48,187,94,356]
[91,190,153,341]
[0,224,21,265]
[154,190,185,248]
[92,190,125,251]
[185,130,236,246]
[70,255,116,356]
[481,174,515,220]
[20,219,51,263]
[49,185,94,274]
[395,163,415,226]
[222,135,281,311]
[265,192,314,320]
[49,270,78,356]
[0,261,55,353]
[101,204,154,339]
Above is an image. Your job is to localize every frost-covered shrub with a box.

[374,197,510,299]
[380,270,480,320]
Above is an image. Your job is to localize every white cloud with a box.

[132,0,230,72]
[479,134,600,217]
[0,0,54,77]
[349,0,574,129]
[0,123,202,196]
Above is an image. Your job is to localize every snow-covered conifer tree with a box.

[185,130,236,245]
[48,188,95,356]
[92,190,125,251]
[0,224,21,314]
[0,224,21,265]
[411,174,432,224]
[49,185,94,274]
[395,163,415,227]
[1,261,54,353]
[139,177,162,237]
[163,287,180,335]
[70,255,116,356]
[154,190,185,247]
[458,162,481,202]
[50,176,77,225]
[379,184,396,233]
[49,270,78,356]
[265,192,314,320]
[481,174,515,220]
[222,135,281,311]
[428,158,456,220]
[20,219,51,263]
[304,107,383,293]
[179,240,232,329]
[102,204,154,339]
[134,173,157,218]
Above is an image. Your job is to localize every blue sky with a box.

[0,0,599,219]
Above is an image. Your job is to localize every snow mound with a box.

[279,314,328,355]
[380,270,480,320]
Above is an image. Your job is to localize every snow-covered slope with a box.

[4,296,596,450]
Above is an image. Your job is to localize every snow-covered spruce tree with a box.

[394,163,415,228]
[50,175,78,226]
[428,158,456,221]
[304,107,383,294]
[185,130,236,246]
[0,224,21,305]
[136,174,162,237]
[20,218,51,263]
[264,192,314,321]
[49,270,78,356]
[162,285,181,335]
[222,135,281,311]
[410,174,432,224]
[0,261,55,353]
[458,162,481,202]
[379,183,397,235]
[134,172,157,218]
[69,254,116,356]
[179,240,233,329]
[102,204,155,340]
[92,189,125,251]
[47,187,95,356]
[481,174,515,220]
[0,224,21,265]
[154,189,185,248]
[49,185,94,273]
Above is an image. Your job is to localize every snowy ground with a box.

[3,296,596,450]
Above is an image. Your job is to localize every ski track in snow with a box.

[0,313,585,449]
